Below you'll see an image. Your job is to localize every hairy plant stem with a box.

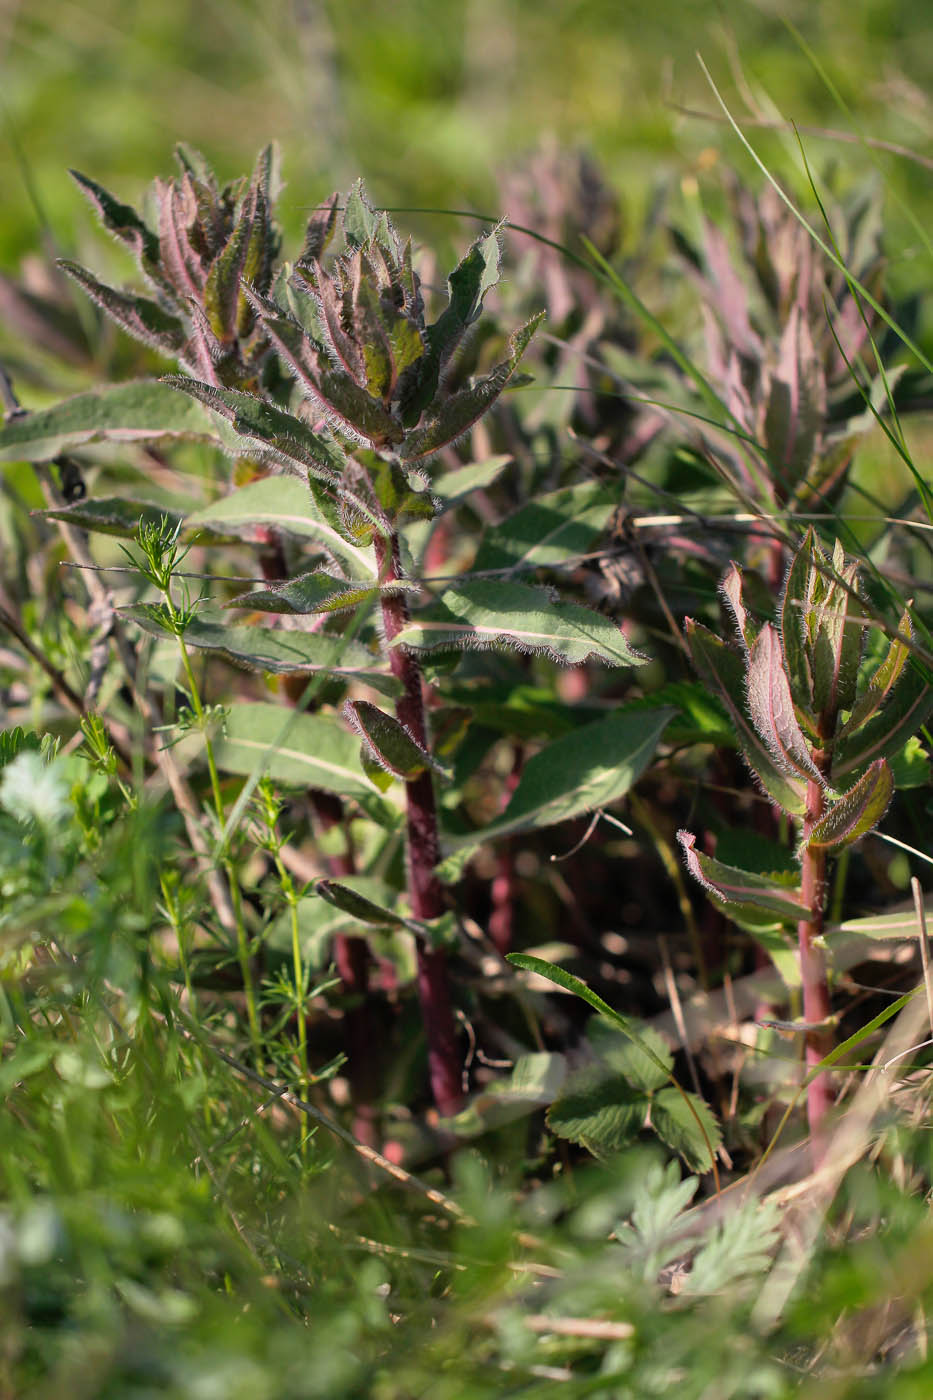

[374,531,463,1118]
[797,744,835,1161]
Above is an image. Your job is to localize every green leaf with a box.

[506,953,719,1171]
[59,261,186,356]
[125,609,399,695]
[431,456,512,509]
[678,830,808,922]
[650,1086,723,1174]
[546,1067,647,1158]
[395,578,645,667]
[69,169,161,271]
[588,1018,673,1094]
[832,657,933,784]
[313,878,408,928]
[344,700,443,781]
[212,701,395,811]
[203,189,256,344]
[42,497,186,540]
[779,532,814,708]
[450,705,673,846]
[228,570,410,616]
[400,312,544,462]
[685,621,807,816]
[472,479,616,573]
[804,759,893,855]
[0,380,227,463]
[837,608,912,739]
[184,476,375,579]
[162,377,349,482]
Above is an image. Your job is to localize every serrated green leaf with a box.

[473,479,615,573]
[546,1067,647,1158]
[395,578,644,667]
[125,608,399,695]
[805,758,893,855]
[650,1086,722,1174]
[588,1017,673,1093]
[449,705,673,846]
[0,380,226,463]
[678,830,808,921]
[59,261,186,356]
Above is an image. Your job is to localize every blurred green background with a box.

[2,0,932,273]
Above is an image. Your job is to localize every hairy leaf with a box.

[58,261,186,356]
[0,380,228,463]
[678,830,808,921]
[400,312,544,462]
[228,570,410,615]
[747,623,822,781]
[804,759,893,855]
[125,609,398,694]
[344,700,442,780]
[650,1086,723,1174]
[546,1067,646,1158]
[42,497,187,540]
[684,621,807,815]
[395,578,644,666]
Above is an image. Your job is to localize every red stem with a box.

[797,756,835,1163]
[374,532,463,1118]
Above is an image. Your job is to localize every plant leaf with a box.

[449,705,674,847]
[228,570,410,615]
[546,1067,647,1158]
[684,621,807,815]
[678,830,808,921]
[400,312,544,462]
[42,497,187,540]
[837,607,912,739]
[832,657,933,784]
[804,758,893,855]
[58,261,186,356]
[650,1086,723,1174]
[212,701,395,812]
[125,608,399,695]
[184,476,375,579]
[747,623,822,781]
[473,479,615,573]
[344,700,443,780]
[0,381,228,463]
[394,578,645,667]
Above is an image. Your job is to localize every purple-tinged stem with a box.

[797,748,835,1163]
[374,532,463,1119]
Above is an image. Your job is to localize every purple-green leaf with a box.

[803,759,893,855]
[747,623,823,782]
[59,261,186,356]
[678,830,808,921]
[684,621,807,815]
[345,700,444,781]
